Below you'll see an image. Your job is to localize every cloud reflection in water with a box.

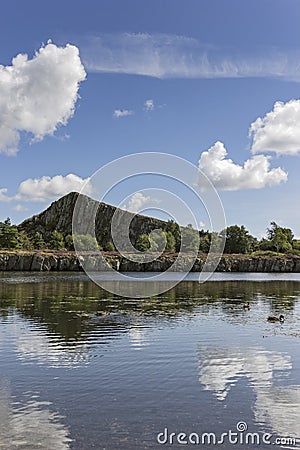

[198,346,300,439]
[0,380,71,449]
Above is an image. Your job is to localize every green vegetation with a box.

[32,232,45,250]
[49,230,65,250]
[0,218,20,249]
[105,241,115,252]
[136,234,151,252]
[164,220,181,252]
[181,225,200,253]
[136,229,176,253]
[222,225,258,254]
[0,216,298,255]
[65,234,100,251]
[134,221,298,255]
[0,218,103,252]
[265,221,293,253]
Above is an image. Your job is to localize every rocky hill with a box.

[18,191,172,246]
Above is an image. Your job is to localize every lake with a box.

[0,272,299,449]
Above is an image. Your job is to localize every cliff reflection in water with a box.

[0,276,299,366]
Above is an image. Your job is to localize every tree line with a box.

[0,217,299,255]
[0,218,115,252]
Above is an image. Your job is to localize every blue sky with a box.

[1,0,300,237]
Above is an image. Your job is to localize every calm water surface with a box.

[0,272,299,449]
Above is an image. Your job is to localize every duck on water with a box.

[267,314,284,323]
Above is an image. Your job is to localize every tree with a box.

[223,225,257,254]
[97,227,110,250]
[181,226,200,253]
[135,229,177,253]
[164,231,176,253]
[32,232,45,250]
[65,235,75,251]
[105,241,115,252]
[258,238,273,252]
[292,239,300,252]
[149,229,166,252]
[18,231,34,250]
[49,231,65,250]
[0,218,20,249]
[165,220,181,252]
[267,222,293,243]
[199,233,211,253]
[266,222,293,253]
[273,229,292,253]
[136,234,151,252]
[66,234,100,251]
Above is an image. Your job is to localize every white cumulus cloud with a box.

[123,192,160,213]
[0,174,92,203]
[113,109,134,118]
[198,141,288,191]
[0,41,86,155]
[250,99,300,155]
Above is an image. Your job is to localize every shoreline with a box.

[1,251,300,272]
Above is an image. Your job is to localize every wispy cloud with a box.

[79,33,300,81]
[113,109,134,118]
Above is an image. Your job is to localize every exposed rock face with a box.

[18,192,79,237]
[1,252,300,272]
[0,252,81,272]
[18,192,171,246]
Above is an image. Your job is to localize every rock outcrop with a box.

[18,192,171,246]
[1,251,300,272]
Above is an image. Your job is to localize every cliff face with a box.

[18,192,79,237]
[1,252,300,272]
[18,192,170,245]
